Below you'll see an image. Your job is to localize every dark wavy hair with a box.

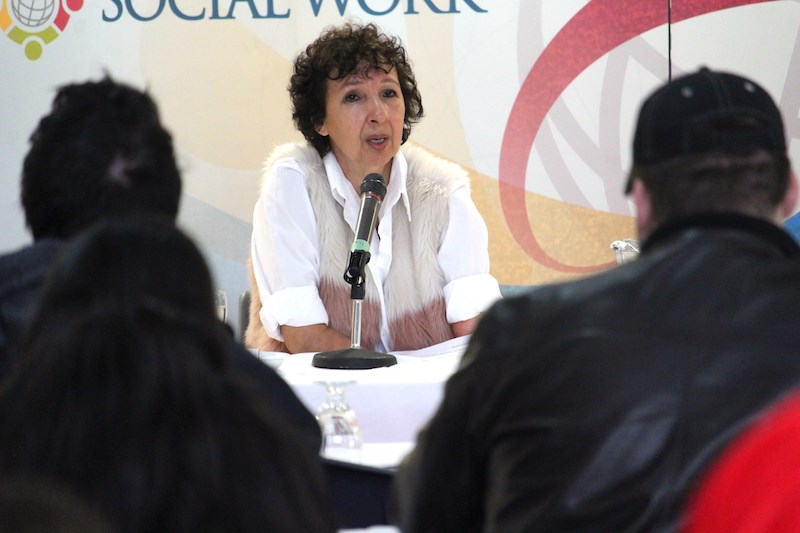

[0,218,336,533]
[21,76,182,241]
[289,21,424,156]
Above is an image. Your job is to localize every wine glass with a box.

[215,289,227,323]
[315,381,363,462]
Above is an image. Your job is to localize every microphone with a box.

[344,173,387,285]
[313,172,396,370]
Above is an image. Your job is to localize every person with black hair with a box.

[392,68,800,532]
[0,476,113,533]
[0,73,323,458]
[0,75,181,373]
[0,218,337,533]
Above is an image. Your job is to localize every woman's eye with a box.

[344,93,359,102]
[383,89,398,98]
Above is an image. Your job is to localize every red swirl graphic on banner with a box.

[499,0,774,273]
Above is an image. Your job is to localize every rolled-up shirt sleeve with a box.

[250,160,329,341]
[438,186,502,323]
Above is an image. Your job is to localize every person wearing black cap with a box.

[390,67,800,532]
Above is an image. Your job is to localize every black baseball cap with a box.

[627,67,786,192]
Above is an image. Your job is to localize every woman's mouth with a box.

[367,136,388,147]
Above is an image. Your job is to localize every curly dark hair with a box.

[289,21,424,156]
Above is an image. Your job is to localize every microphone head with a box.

[360,173,387,200]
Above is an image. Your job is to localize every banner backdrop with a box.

[2,0,799,328]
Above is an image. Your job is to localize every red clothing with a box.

[682,391,800,533]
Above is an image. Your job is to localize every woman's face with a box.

[317,66,406,188]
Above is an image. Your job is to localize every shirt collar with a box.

[386,150,412,222]
[323,152,357,205]
[322,150,412,223]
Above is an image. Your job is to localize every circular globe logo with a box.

[1,0,83,60]
[11,0,55,28]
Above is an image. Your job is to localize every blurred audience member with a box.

[0,75,181,374]
[392,67,800,532]
[682,391,800,533]
[0,475,113,533]
[0,218,336,533]
[0,75,322,451]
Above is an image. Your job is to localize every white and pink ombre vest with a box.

[246,143,468,353]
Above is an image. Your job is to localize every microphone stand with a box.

[312,250,397,369]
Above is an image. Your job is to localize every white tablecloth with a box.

[254,337,467,456]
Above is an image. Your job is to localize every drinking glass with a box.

[315,381,363,462]
[215,289,227,323]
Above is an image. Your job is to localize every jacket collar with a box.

[642,212,800,258]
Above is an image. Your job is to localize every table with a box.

[253,336,468,464]
[254,339,468,530]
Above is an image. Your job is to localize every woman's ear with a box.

[315,122,329,137]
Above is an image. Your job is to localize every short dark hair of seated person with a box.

[390,67,800,532]
[0,218,337,533]
[0,475,113,533]
[0,75,181,378]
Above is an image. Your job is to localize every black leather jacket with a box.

[393,213,800,532]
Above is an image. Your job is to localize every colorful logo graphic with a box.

[0,0,82,60]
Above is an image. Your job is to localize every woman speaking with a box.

[247,22,500,354]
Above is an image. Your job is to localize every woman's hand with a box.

[451,316,481,338]
[281,323,352,354]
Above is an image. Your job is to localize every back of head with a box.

[0,475,112,533]
[0,218,336,532]
[21,76,182,240]
[627,67,790,225]
[35,215,215,322]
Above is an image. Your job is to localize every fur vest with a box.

[246,143,468,353]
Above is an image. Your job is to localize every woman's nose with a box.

[367,96,386,122]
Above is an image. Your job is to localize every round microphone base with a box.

[312,348,397,370]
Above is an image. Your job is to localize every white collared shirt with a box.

[251,148,501,352]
